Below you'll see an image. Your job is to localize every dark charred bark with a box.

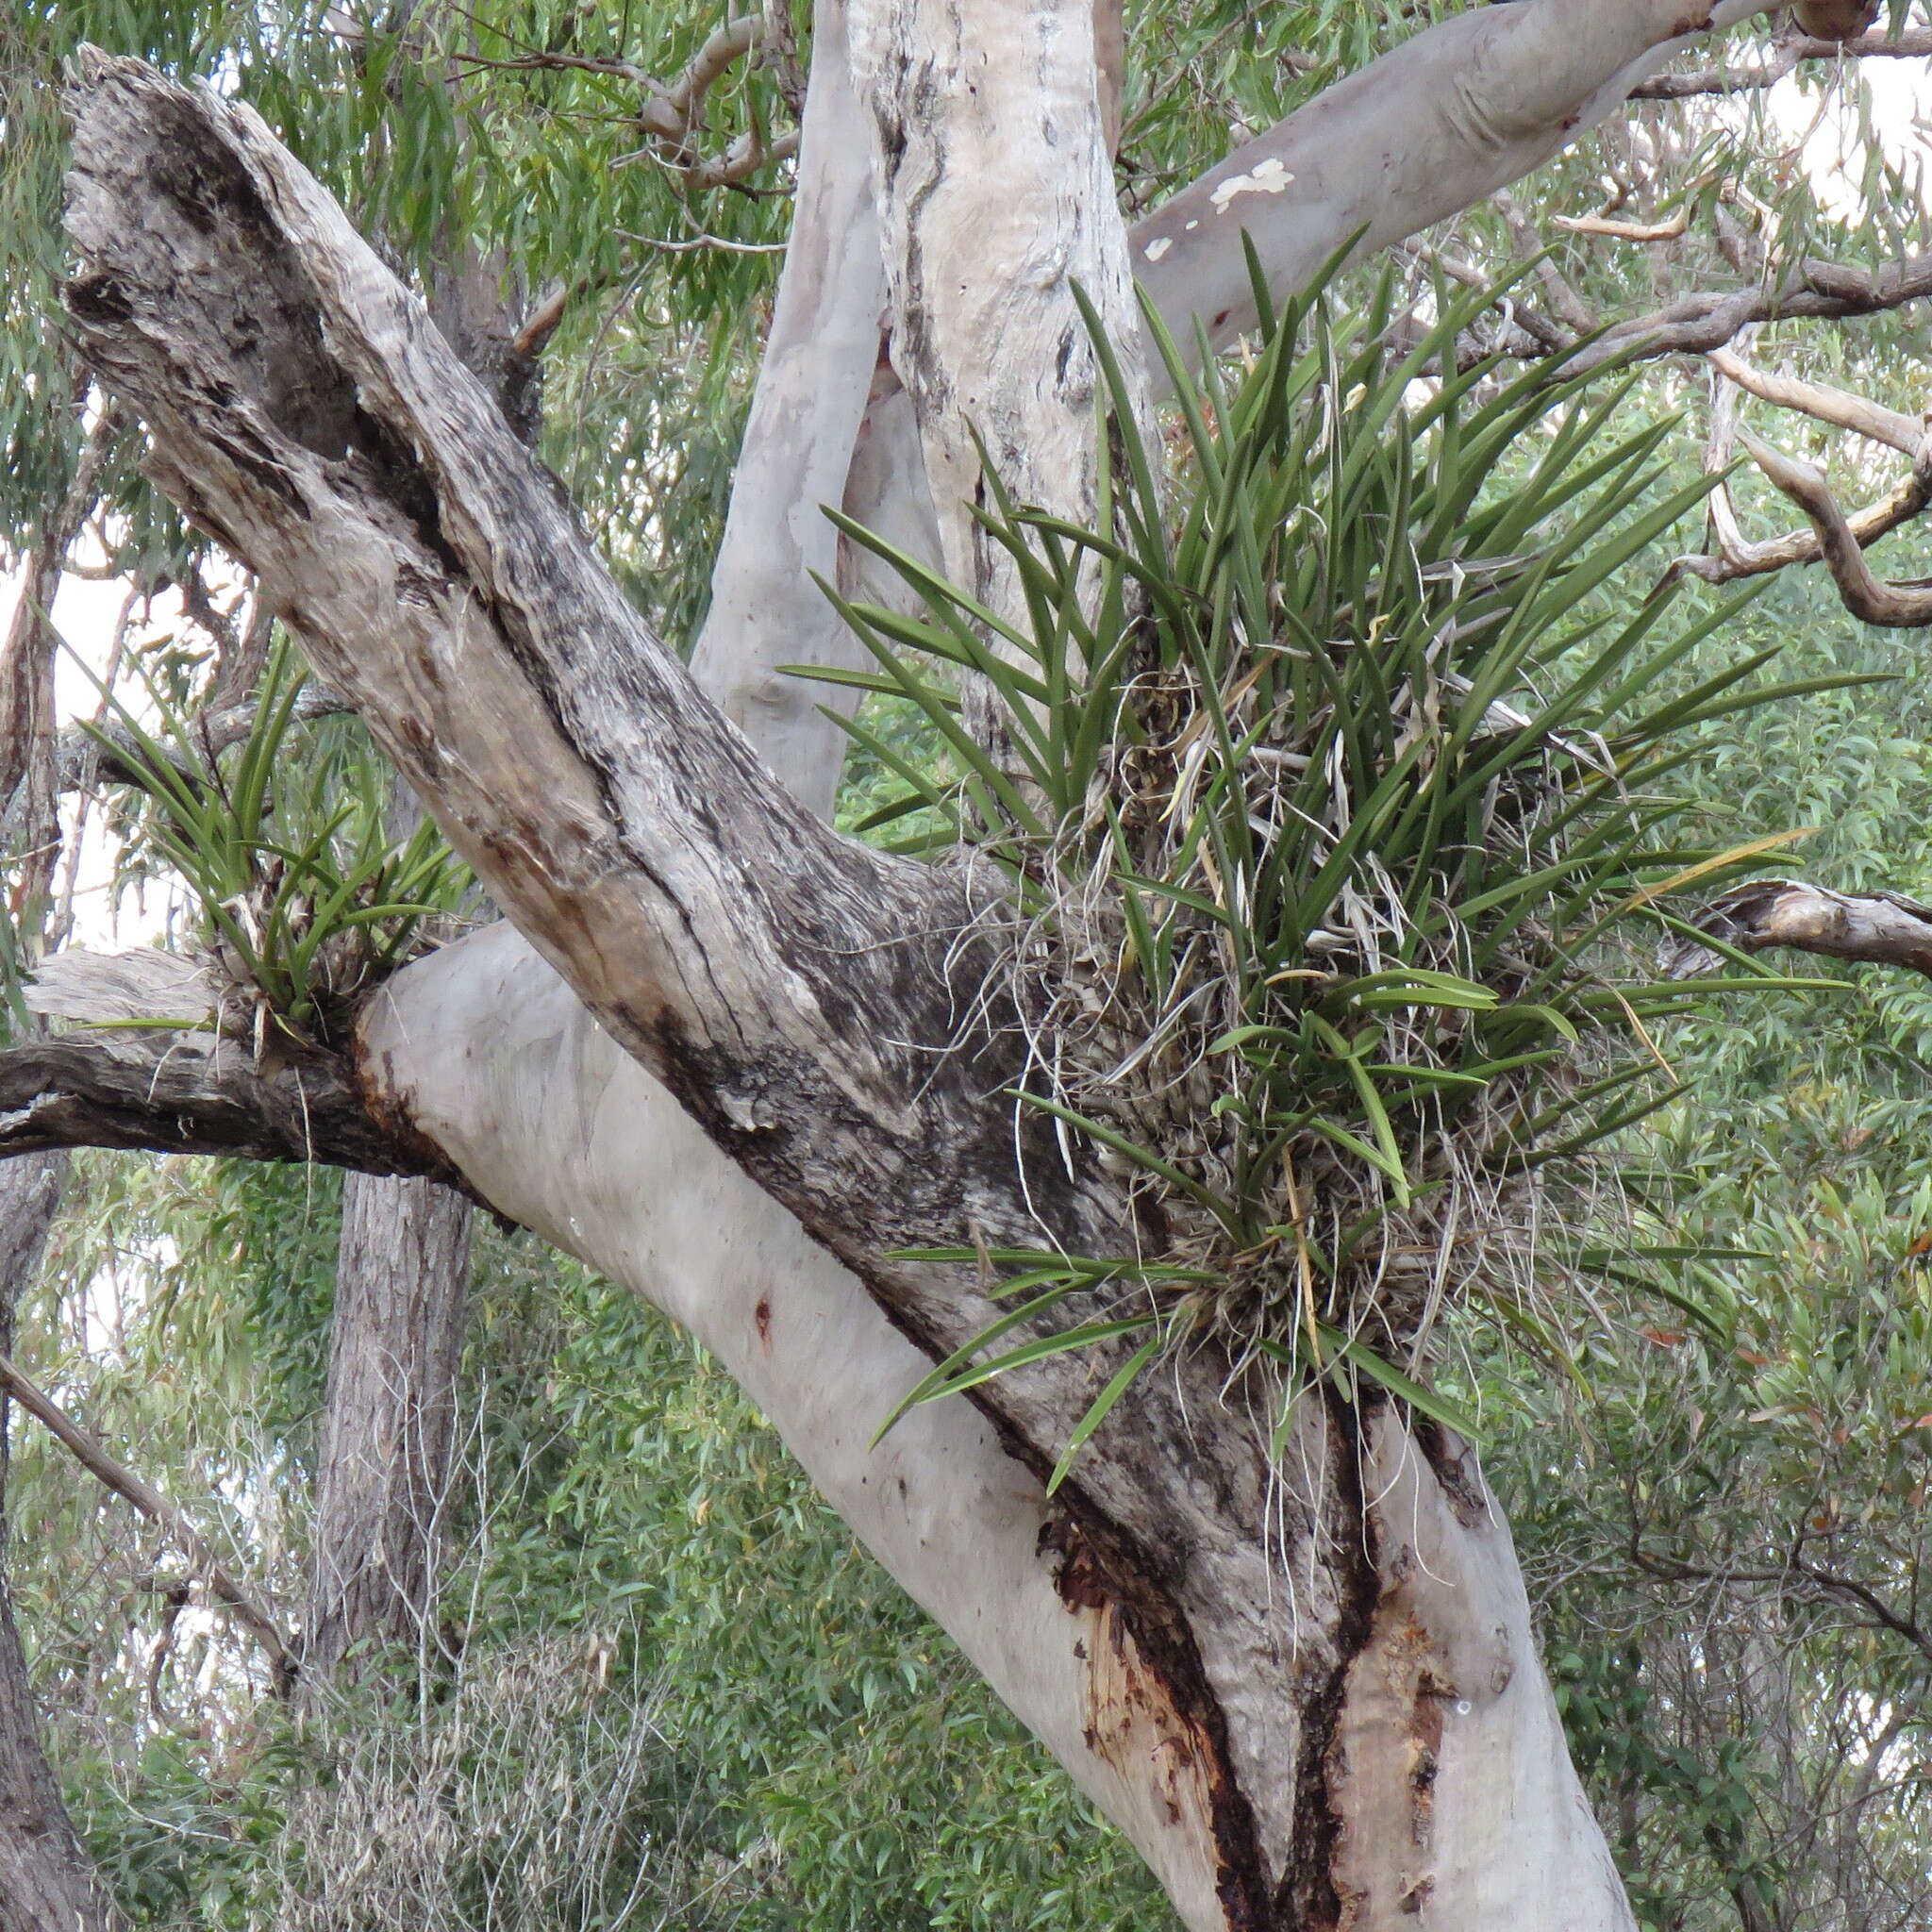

[0,1019,454,1180]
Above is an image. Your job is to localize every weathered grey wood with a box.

[47,0,1891,1912]
[58,60,1309,1920]
[3,950,445,1177]
[1670,877,1932,978]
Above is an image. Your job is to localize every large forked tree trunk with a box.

[9,0,1862,1924]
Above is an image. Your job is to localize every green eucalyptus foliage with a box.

[16,1165,1173,1931]
[810,266,1861,1473]
[5,5,1932,1928]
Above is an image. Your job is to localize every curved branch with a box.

[1707,344,1924,457]
[1737,425,1932,625]
[1676,360,1932,585]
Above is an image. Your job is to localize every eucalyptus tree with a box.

[8,3,1932,1927]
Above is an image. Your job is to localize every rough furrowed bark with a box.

[58,53,1069,1289]
[305,1172,472,1691]
[56,54,1315,1921]
[0,950,445,1178]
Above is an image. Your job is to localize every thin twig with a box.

[0,1349,296,1690]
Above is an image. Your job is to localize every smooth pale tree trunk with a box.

[31,1,1883,1924]
[0,1153,121,1932]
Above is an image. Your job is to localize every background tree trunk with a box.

[0,1153,120,1932]
[304,1171,472,1690]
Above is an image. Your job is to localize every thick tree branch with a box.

[59,68,1325,1926]
[1,950,445,1176]
[61,54,1051,1293]
[688,0,884,818]
[1126,0,1783,375]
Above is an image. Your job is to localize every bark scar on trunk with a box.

[1043,1513,1271,1930]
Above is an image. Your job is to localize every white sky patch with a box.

[1210,156,1294,213]
[1761,55,1932,220]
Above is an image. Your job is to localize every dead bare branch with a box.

[56,684,353,793]
[1629,1525,1932,1667]
[451,14,791,189]
[1707,343,1924,456]
[1568,252,1932,377]
[1,950,451,1179]
[1664,877,1932,980]
[1631,22,1930,98]
[1491,188,1600,334]
[1554,209,1690,241]
[1736,425,1932,625]
[509,279,568,358]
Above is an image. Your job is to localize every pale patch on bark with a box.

[1326,1419,1633,1929]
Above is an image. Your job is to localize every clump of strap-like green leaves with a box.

[84,633,472,1051]
[802,263,1858,1491]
